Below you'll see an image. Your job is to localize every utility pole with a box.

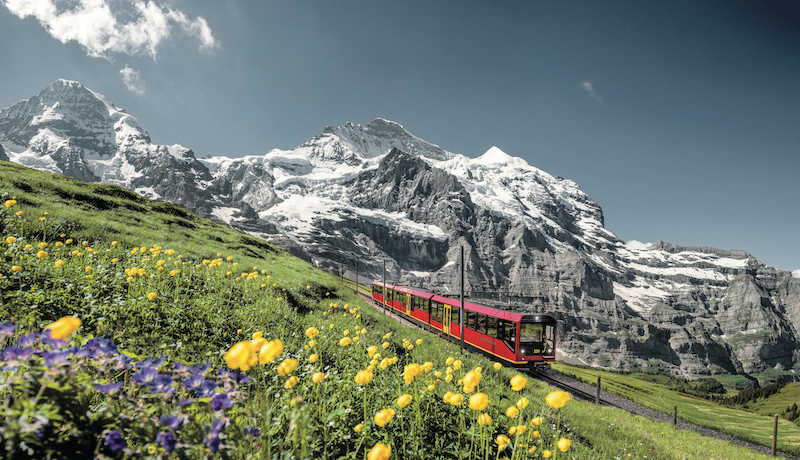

[460,246,465,355]
[382,258,386,315]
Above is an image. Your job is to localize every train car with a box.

[371,281,556,369]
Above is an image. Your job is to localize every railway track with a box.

[353,286,797,458]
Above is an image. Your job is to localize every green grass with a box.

[553,362,800,456]
[0,160,783,459]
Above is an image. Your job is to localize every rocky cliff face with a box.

[2,80,799,382]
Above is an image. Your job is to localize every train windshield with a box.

[519,322,555,356]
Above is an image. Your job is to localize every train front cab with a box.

[518,314,557,370]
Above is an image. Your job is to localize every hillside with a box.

[0,160,785,459]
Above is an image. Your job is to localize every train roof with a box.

[373,280,554,323]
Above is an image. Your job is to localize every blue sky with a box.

[0,0,798,272]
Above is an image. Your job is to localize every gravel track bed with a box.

[358,291,795,458]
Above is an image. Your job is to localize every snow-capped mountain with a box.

[2,80,799,382]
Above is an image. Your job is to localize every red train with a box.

[372,281,557,369]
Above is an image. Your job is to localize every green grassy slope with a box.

[0,160,782,459]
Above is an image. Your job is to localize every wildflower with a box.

[312,372,325,383]
[506,406,520,418]
[543,450,552,458]
[515,425,527,435]
[397,394,412,408]
[530,430,540,439]
[305,327,320,338]
[510,374,528,391]
[452,359,462,370]
[15,211,23,216]
[415,339,423,345]
[493,362,503,370]
[105,430,126,451]
[463,370,481,388]
[4,199,16,207]
[147,292,158,300]
[495,434,511,451]
[285,376,300,389]
[557,438,571,452]
[54,259,64,268]
[157,431,177,452]
[44,316,81,339]
[96,382,124,394]
[276,358,298,376]
[308,353,318,363]
[0,322,16,337]
[259,339,283,364]
[449,394,464,406]
[381,341,390,349]
[212,392,234,410]
[469,393,489,411]
[545,390,570,409]
[367,345,378,357]
[517,397,530,409]
[478,413,492,425]
[5,236,15,244]
[531,417,542,427]
[354,423,364,433]
[354,370,374,385]
[11,265,22,272]
[374,408,395,427]
[368,442,392,460]
[339,337,352,347]
[225,341,254,370]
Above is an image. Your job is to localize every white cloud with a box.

[580,80,602,103]
[792,269,800,279]
[120,65,144,95]
[1,0,218,60]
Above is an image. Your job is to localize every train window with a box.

[519,322,544,356]
[476,314,487,334]
[423,298,431,314]
[451,307,459,325]
[486,317,498,337]
[466,311,476,329]
[430,301,440,323]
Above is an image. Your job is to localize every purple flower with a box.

[211,393,233,411]
[132,367,158,386]
[152,374,175,397]
[14,332,39,347]
[156,431,177,452]
[220,369,251,384]
[0,321,16,338]
[41,329,70,348]
[195,380,217,398]
[163,415,184,431]
[85,337,118,355]
[40,350,72,367]
[135,355,165,370]
[183,373,204,390]
[204,434,221,453]
[209,418,226,435]
[2,346,35,361]
[105,430,126,451]
[95,382,124,394]
[244,426,260,436]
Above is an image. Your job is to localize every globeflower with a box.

[506,406,520,418]
[469,393,489,411]
[5,236,16,244]
[44,316,81,339]
[510,374,528,391]
[516,397,530,409]
[305,327,320,339]
[374,408,395,427]
[276,358,298,376]
[4,199,16,207]
[449,394,464,406]
[339,337,352,347]
[557,437,571,452]
[225,341,254,370]
[259,339,283,364]
[312,372,325,383]
[368,442,392,460]
[546,390,570,409]
[493,362,502,370]
[354,370,374,385]
[478,413,493,425]
[397,394,412,408]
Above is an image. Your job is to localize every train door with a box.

[405,293,412,314]
[443,304,451,335]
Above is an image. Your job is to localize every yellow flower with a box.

[463,370,481,388]
[443,391,455,404]
[44,316,81,339]
[225,341,254,370]
[506,406,520,418]
[339,337,352,347]
[478,413,493,425]
[510,374,528,391]
[469,393,489,411]
[449,394,464,406]
[543,450,552,458]
[493,362,502,370]
[312,372,325,383]
[515,425,527,435]
[353,423,363,433]
[147,292,158,300]
[259,339,284,364]
[285,376,300,389]
[374,408,395,427]
[37,242,47,248]
[530,430,540,439]
[383,332,392,339]
[557,438,571,452]
[415,339,423,345]
[452,360,462,371]
[11,265,22,272]
[516,397,530,409]
[36,250,47,259]
[308,353,319,363]
[305,327,320,338]
[397,394,413,408]
[367,442,391,460]
[367,345,378,357]
[276,358,299,376]
[85,266,92,272]
[5,236,16,244]
[354,370,374,385]
[4,199,16,207]
[404,363,422,378]
[54,259,64,268]
[530,417,542,427]
[381,341,390,349]
[545,390,570,409]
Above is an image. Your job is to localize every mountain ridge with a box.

[2,80,799,383]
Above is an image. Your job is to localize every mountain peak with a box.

[476,146,513,165]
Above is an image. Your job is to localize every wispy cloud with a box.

[0,0,218,60]
[120,65,145,95]
[580,80,602,103]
